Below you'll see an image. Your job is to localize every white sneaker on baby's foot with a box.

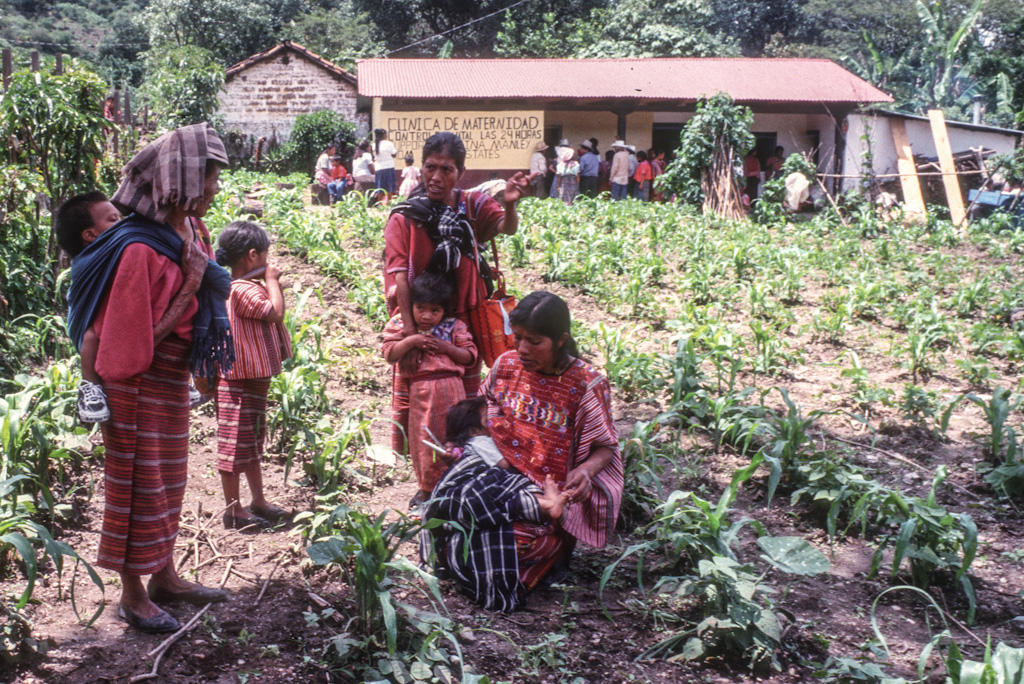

[189,385,212,409]
[78,380,110,423]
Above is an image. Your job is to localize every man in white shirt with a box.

[609,140,630,201]
[529,141,548,197]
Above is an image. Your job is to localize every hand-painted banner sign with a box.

[383,110,544,169]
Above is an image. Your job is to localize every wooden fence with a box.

[1,47,152,159]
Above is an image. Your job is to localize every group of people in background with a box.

[529,138,667,204]
[743,145,786,205]
[314,129,420,204]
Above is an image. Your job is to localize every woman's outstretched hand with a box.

[503,170,537,205]
[537,475,568,521]
[562,446,615,504]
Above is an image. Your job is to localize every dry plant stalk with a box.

[129,560,234,683]
[702,140,746,220]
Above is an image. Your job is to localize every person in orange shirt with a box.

[744,150,762,201]
[328,155,350,203]
[632,150,653,201]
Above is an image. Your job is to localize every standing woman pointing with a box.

[382,131,533,457]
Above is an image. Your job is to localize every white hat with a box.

[580,140,593,151]
[557,146,574,163]
[627,144,636,153]
[558,138,569,147]
[612,140,626,149]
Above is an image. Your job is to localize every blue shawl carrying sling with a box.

[66,214,234,379]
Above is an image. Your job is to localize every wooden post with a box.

[927,109,966,228]
[54,53,63,75]
[2,48,11,91]
[890,118,926,216]
[30,51,39,72]
[124,88,132,126]
[615,111,627,140]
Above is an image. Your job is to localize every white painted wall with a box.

[843,113,1022,192]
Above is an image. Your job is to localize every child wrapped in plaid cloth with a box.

[420,292,623,612]
[419,397,567,612]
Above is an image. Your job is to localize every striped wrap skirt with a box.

[97,336,190,576]
[215,377,271,473]
[406,373,464,494]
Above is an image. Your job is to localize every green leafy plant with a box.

[657,92,754,216]
[140,45,225,129]
[304,505,486,683]
[597,457,828,671]
[966,387,1022,462]
[867,585,1022,684]
[0,63,108,212]
[761,388,826,504]
[272,109,356,177]
[863,468,978,622]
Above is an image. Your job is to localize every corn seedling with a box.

[966,387,1023,462]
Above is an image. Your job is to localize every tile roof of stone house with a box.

[226,41,356,85]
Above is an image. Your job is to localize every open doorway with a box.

[753,132,777,166]
[652,123,684,161]
[544,125,562,149]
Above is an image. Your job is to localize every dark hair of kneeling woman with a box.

[508,291,580,368]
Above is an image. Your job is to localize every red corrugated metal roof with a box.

[357,58,892,104]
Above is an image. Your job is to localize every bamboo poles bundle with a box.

[701,139,746,220]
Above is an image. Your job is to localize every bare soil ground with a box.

[5,201,1024,684]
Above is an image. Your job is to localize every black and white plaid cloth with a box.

[419,440,541,612]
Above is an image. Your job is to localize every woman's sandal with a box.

[249,503,289,524]
[147,581,228,605]
[222,511,271,532]
[408,491,428,510]
[117,603,180,634]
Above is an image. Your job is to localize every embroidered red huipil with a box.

[484,351,623,548]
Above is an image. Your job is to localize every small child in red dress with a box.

[382,272,477,507]
[214,221,292,530]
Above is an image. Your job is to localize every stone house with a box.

[218,41,366,156]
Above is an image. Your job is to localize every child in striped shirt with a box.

[214,221,292,531]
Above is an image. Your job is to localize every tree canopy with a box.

[1,0,1022,126]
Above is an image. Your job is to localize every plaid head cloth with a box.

[112,122,228,223]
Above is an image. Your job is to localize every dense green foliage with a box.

[656,93,754,207]
[139,46,226,129]
[1,0,1021,125]
[0,64,108,211]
